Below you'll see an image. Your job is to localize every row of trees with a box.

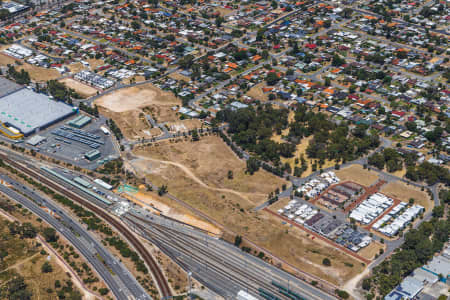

[7,65,30,85]
[368,148,416,172]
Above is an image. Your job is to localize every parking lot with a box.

[24,116,118,169]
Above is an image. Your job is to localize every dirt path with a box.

[38,236,101,300]
[1,253,40,273]
[131,155,266,202]
[343,266,370,299]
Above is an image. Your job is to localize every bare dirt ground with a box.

[380,181,433,212]
[166,119,203,133]
[95,84,182,140]
[59,78,98,98]
[358,241,385,260]
[168,72,191,82]
[140,163,363,285]
[246,82,269,102]
[132,135,287,203]
[99,108,159,140]
[95,83,180,113]
[126,136,363,285]
[121,189,221,234]
[336,165,379,187]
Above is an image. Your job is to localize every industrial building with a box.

[67,115,92,128]
[0,80,76,136]
[85,149,101,161]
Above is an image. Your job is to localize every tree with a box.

[234,235,242,247]
[41,261,53,273]
[227,170,233,180]
[322,258,331,266]
[6,275,32,299]
[158,184,168,196]
[266,72,280,85]
[246,157,260,175]
[191,129,199,141]
[0,9,9,21]
[99,288,109,296]
[0,249,8,262]
[43,227,58,243]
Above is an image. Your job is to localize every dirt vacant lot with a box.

[99,108,160,140]
[126,136,364,285]
[59,78,98,98]
[0,53,61,82]
[380,181,433,212]
[95,83,180,115]
[131,161,363,285]
[95,84,182,140]
[336,165,379,187]
[132,135,287,204]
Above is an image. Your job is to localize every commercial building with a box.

[0,84,76,136]
[85,149,101,161]
[67,115,92,128]
[421,255,450,283]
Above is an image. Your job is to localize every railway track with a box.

[126,214,319,300]
[0,154,171,299]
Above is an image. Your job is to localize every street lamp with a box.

[187,271,193,300]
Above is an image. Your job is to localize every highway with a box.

[0,174,149,300]
[0,151,171,299]
[125,211,338,300]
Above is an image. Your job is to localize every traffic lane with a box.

[0,183,129,300]
[0,175,149,300]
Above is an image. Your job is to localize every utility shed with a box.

[85,149,101,161]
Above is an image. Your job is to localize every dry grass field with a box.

[0,53,60,82]
[358,241,385,260]
[132,135,287,203]
[19,63,61,82]
[127,136,364,285]
[66,62,85,73]
[168,72,191,82]
[99,108,159,140]
[380,181,433,212]
[0,214,88,300]
[336,165,379,187]
[59,78,98,98]
[246,82,269,102]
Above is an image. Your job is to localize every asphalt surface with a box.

[0,174,150,300]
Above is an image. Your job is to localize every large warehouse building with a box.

[0,77,76,136]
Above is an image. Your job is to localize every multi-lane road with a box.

[0,174,150,300]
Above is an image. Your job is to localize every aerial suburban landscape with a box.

[0,0,448,299]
